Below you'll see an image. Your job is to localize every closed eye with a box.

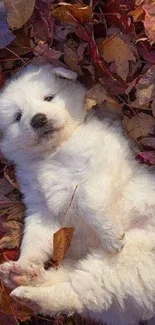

[44,96,54,102]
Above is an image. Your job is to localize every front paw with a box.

[101,232,125,253]
[0,261,45,289]
[10,286,40,312]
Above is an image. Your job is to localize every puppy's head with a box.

[0,65,86,162]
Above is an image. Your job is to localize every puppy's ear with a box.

[52,67,77,81]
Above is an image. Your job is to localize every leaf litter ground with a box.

[1,0,155,324]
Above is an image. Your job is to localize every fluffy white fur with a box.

[0,64,155,325]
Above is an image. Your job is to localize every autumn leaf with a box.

[84,83,118,111]
[51,2,92,25]
[0,283,31,321]
[0,219,23,250]
[64,44,83,76]
[53,227,74,267]
[143,2,155,44]
[100,35,136,81]
[4,165,20,190]
[136,151,155,165]
[4,0,35,29]
[2,248,19,262]
[0,1,15,49]
[0,177,14,196]
[134,66,155,107]
[123,113,155,142]
[34,43,61,61]
[104,0,134,33]
[30,0,54,42]
[128,8,144,22]
[0,203,25,249]
[77,42,88,62]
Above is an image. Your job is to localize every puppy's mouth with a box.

[38,126,63,139]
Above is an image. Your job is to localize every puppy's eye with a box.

[14,112,22,122]
[44,96,54,102]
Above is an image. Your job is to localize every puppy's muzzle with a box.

[31,113,48,129]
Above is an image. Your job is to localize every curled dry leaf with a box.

[4,165,20,190]
[51,2,92,25]
[77,42,88,62]
[134,66,155,107]
[0,202,25,249]
[64,44,83,76]
[84,83,118,111]
[34,43,61,61]
[0,178,14,195]
[54,23,73,42]
[143,2,155,44]
[4,0,35,29]
[30,0,54,42]
[128,8,144,22]
[123,113,155,142]
[53,227,74,267]
[100,35,136,81]
[139,136,155,149]
[0,219,23,250]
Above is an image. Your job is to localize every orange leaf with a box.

[128,8,144,22]
[51,3,92,25]
[53,227,74,267]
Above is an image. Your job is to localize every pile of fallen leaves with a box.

[1,0,155,323]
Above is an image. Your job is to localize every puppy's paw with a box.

[101,232,125,253]
[0,261,45,289]
[11,286,40,312]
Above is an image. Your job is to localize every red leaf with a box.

[104,1,135,33]
[136,151,155,166]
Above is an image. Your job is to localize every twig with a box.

[36,315,53,322]
[4,47,26,64]
[1,284,19,325]
[62,185,78,226]
[114,93,136,114]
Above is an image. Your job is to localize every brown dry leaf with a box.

[139,136,155,148]
[143,2,155,43]
[53,227,74,267]
[0,29,31,66]
[0,178,14,196]
[0,203,25,249]
[0,202,25,220]
[4,0,35,29]
[0,283,31,321]
[64,44,83,76]
[4,165,20,190]
[84,83,118,111]
[123,113,155,142]
[0,220,24,250]
[101,35,136,81]
[128,8,144,22]
[51,3,92,25]
[34,43,61,61]
[134,66,155,108]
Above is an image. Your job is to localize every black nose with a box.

[31,113,48,129]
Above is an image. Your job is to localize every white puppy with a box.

[0,64,155,325]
